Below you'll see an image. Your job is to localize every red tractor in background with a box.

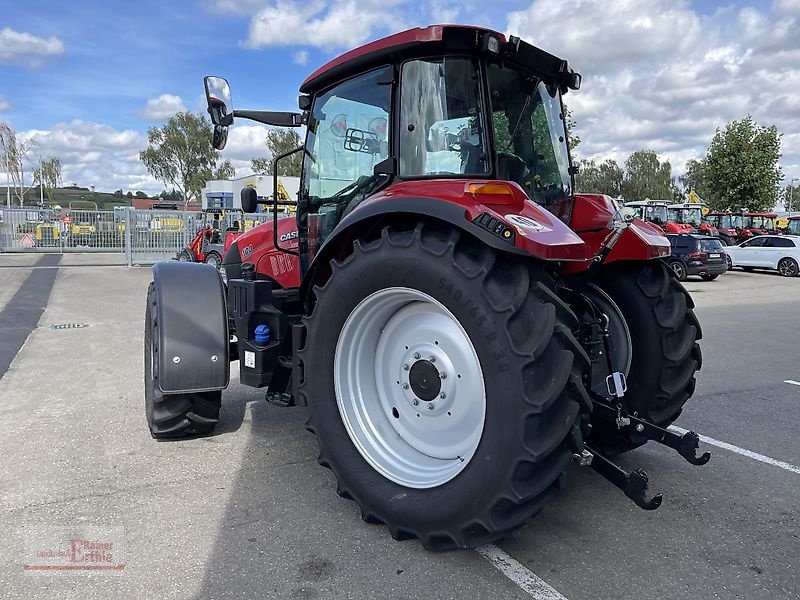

[704,212,740,246]
[178,208,245,268]
[145,25,708,550]
[743,211,779,236]
[668,202,718,237]
[787,216,800,235]
[625,200,696,233]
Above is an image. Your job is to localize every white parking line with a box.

[476,544,568,600]
[669,426,800,475]
[784,380,800,386]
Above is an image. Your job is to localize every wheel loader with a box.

[145,25,709,550]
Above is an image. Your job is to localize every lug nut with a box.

[402,383,409,390]
[403,364,410,371]
[440,372,447,379]
[439,392,446,399]
[412,399,419,406]
[429,356,436,363]
[413,352,421,360]
[427,403,435,410]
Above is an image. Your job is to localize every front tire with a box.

[591,261,702,454]
[700,273,719,281]
[298,222,590,550]
[145,282,222,438]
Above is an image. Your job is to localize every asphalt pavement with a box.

[0,255,797,600]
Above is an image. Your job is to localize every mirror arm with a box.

[232,110,303,127]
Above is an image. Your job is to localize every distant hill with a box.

[1,186,136,209]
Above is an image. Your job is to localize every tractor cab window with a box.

[399,57,489,177]
[301,67,391,258]
[487,64,573,220]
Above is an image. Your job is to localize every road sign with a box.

[19,233,35,248]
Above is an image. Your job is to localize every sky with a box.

[1,0,798,197]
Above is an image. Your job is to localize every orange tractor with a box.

[178,208,244,268]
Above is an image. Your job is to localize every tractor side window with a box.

[399,57,489,177]
[301,67,392,258]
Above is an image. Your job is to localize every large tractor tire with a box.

[297,222,590,550]
[590,261,702,454]
[144,282,222,438]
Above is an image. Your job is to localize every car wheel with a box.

[725,254,732,270]
[700,274,719,281]
[668,259,687,281]
[778,257,799,277]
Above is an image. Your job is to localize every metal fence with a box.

[0,207,278,266]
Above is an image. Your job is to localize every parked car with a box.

[665,234,727,281]
[723,235,800,277]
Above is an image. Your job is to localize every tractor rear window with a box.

[399,57,489,177]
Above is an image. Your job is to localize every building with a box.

[202,175,301,211]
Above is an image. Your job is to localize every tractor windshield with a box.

[646,205,668,225]
[487,64,573,219]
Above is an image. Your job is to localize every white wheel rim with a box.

[334,287,486,489]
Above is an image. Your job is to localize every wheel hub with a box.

[408,360,441,401]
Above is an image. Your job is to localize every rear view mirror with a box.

[241,187,258,213]
[212,125,228,151]
[204,76,233,127]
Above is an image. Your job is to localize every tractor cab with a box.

[704,212,739,245]
[180,207,244,268]
[668,202,714,236]
[742,212,777,237]
[787,216,800,236]
[624,200,670,231]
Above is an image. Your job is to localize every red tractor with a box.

[145,25,708,550]
[787,216,800,235]
[178,208,246,268]
[704,212,739,246]
[668,202,717,237]
[742,211,778,237]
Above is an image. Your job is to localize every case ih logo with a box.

[280,231,299,242]
[23,527,125,574]
[241,244,254,258]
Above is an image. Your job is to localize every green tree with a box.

[32,156,63,204]
[575,158,623,196]
[139,112,230,203]
[126,191,133,199]
[679,159,708,198]
[621,150,675,201]
[135,190,147,198]
[783,181,800,211]
[564,104,580,153]
[702,116,782,211]
[251,128,303,176]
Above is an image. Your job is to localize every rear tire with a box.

[205,252,222,269]
[778,257,798,277]
[178,249,193,262]
[298,222,590,550]
[591,261,702,454]
[145,282,222,438]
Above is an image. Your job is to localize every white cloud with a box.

[0,95,11,112]
[0,27,64,67]
[139,94,187,121]
[293,50,310,66]
[244,0,406,50]
[18,120,162,194]
[508,0,800,183]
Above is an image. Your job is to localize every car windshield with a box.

[487,64,573,220]
[790,220,800,235]
[683,208,702,226]
[731,215,743,228]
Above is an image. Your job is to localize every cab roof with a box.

[299,24,579,95]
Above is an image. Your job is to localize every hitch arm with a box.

[590,398,711,466]
[584,445,663,510]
